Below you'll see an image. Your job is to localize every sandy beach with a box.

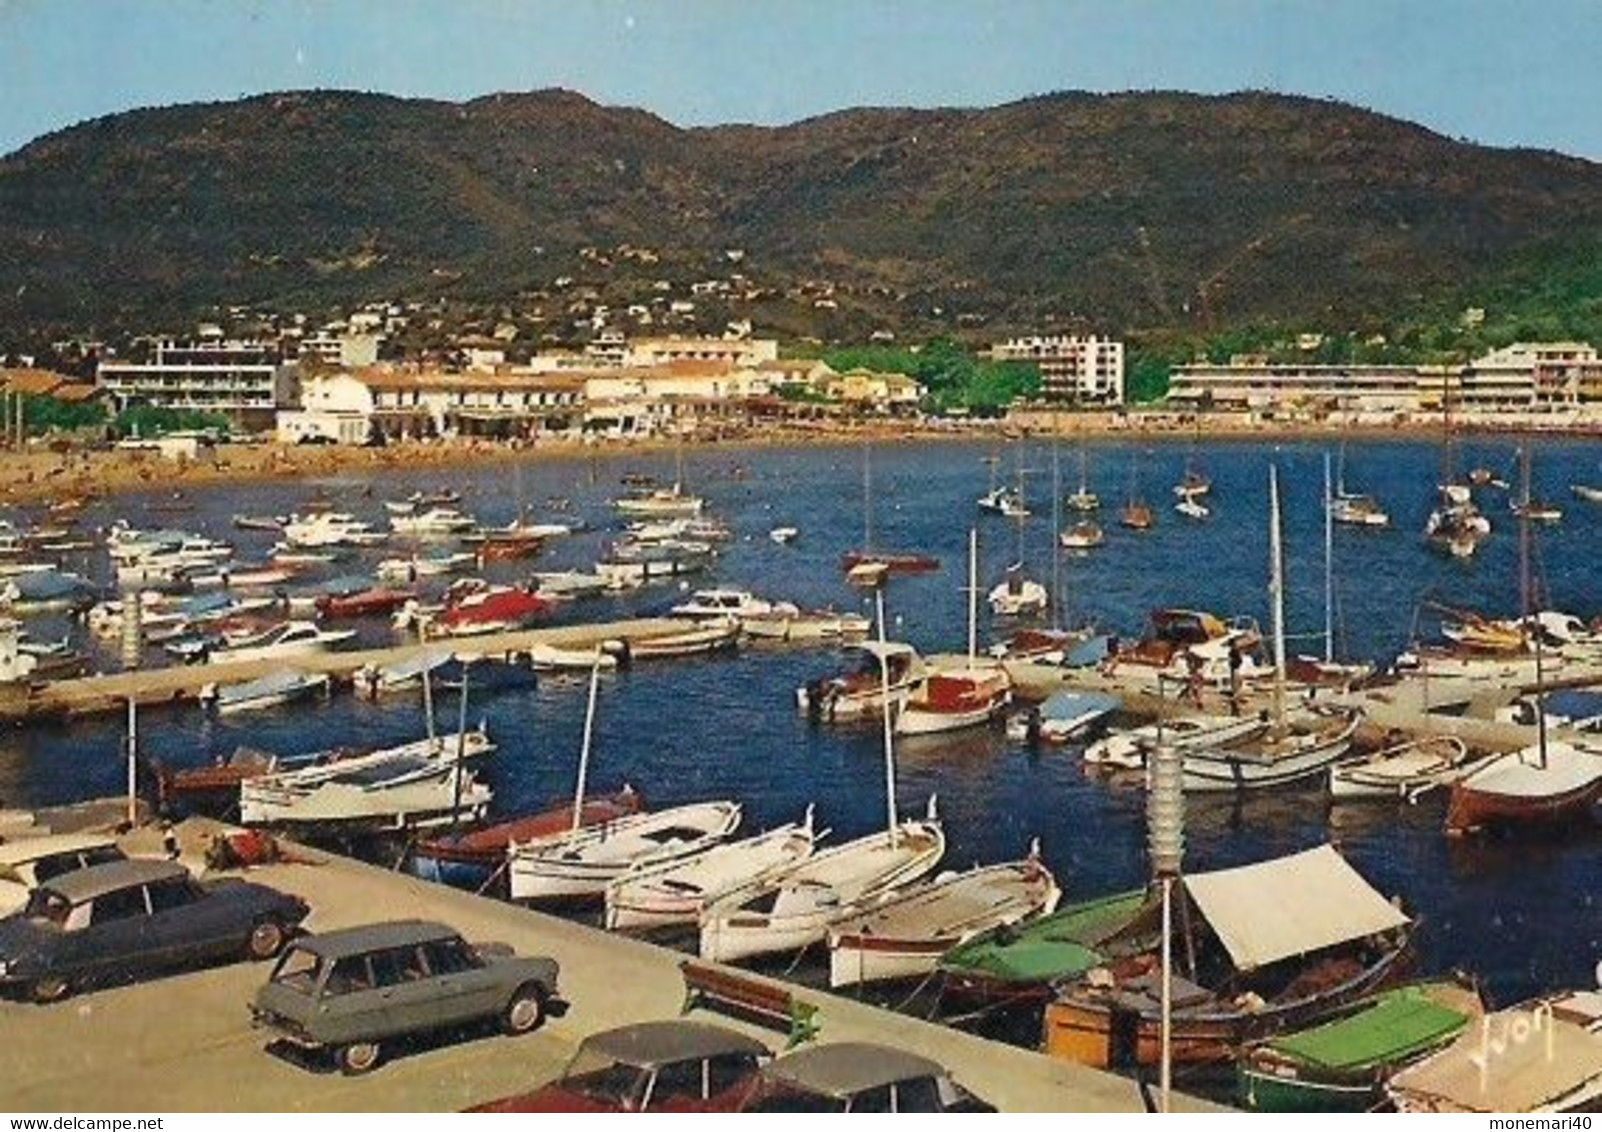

[0,413,1586,510]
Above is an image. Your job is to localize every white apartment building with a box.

[97,339,297,424]
[990,335,1125,404]
[275,374,376,445]
[298,331,381,368]
[623,336,779,369]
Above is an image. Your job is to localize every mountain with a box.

[2,88,1600,338]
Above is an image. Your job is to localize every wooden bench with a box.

[679,959,820,1048]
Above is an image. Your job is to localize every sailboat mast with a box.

[1324,451,1335,664]
[570,656,603,833]
[862,440,873,551]
[876,585,899,848]
[1518,445,1550,771]
[1269,464,1288,731]
[1052,442,1063,632]
[450,658,471,830]
[968,527,979,661]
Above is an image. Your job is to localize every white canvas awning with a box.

[1183,844,1410,971]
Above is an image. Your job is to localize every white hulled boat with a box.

[208,621,355,664]
[508,801,742,902]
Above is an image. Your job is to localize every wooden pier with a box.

[0,617,691,722]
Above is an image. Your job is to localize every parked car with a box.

[469,1020,769,1112]
[0,858,309,1003]
[739,1042,997,1113]
[251,919,559,1075]
[0,832,127,916]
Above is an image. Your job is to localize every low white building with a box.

[275,374,376,445]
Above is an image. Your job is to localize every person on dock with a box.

[1184,652,1206,709]
[1227,640,1245,715]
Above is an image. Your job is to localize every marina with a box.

[1,435,1599,1112]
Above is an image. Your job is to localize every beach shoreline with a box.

[1,415,1594,510]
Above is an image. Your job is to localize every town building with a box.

[97,339,297,427]
[274,373,377,445]
[623,336,780,369]
[990,335,1125,404]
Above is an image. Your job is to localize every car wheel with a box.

[29,975,72,1005]
[337,1041,382,1076]
[501,983,546,1035]
[246,918,288,961]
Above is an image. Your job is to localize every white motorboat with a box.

[390,507,478,536]
[281,512,386,548]
[530,570,610,600]
[376,551,476,581]
[698,806,946,964]
[769,526,800,544]
[239,729,495,829]
[603,808,819,931]
[796,640,927,722]
[526,641,627,672]
[827,851,1061,988]
[207,621,355,664]
[1328,736,1485,800]
[507,800,743,903]
[204,669,331,714]
[670,588,788,619]
[614,486,704,518]
[1572,484,1602,503]
[1175,495,1211,521]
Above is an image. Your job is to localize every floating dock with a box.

[0,821,1227,1113]
[0,617,691,722]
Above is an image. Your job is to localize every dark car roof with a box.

[581,1021,768,1070]
[44,859,188,904]
[762,1043,948,1098]
[288,920,460,960]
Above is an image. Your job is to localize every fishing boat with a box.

[409,786,646,888]
[1084,714,1268,768]
[797,641,928,722]
[938,888,1149,1009]
[1006,690,1121,745]
[1328,737,1485,801]
[699,803,946,964]
[207,621,355,664]
[1238,979,1483,1112]
[526,641,627,672]
[1059,521,1105,550]
[1043,844,1415,1070]
[898,530,1013,736]
[204,669,331,715]
[1120,452,1155,530]
[1444,740,1602,833]
[1386,991,1602,1112]
[239,737,495,830]
[603,808,819,931]
[626,619,741,659]
[827,850,1061,989]
[1329,493,1390,527]
[508,801,742,902]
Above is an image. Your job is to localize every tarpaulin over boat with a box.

[1183,844,1409,971]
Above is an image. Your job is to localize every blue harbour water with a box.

[1,436,1598,1007]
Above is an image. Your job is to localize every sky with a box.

[2,0,1601,160]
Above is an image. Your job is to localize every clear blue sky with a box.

[2,0,1599,160]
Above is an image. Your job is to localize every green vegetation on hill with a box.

[2,88,1600,350]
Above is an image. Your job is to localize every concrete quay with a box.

[0,617,690,723]
[0,824,1223,1113]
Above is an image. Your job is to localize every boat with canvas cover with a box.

[603,807,818,931]
[1238,978,1482,1112]
[1386,990,1602,1112]
[937,888,1148,1008]
[1006,690,1121,745]
[1043,844,1414,1070]
[827,849,1060,988]
[204,669,331,714]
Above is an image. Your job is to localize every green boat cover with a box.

[1266,985,1471,1073]
[941,889,1146,983]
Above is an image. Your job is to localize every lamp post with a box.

[1147,715,1185,1112]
